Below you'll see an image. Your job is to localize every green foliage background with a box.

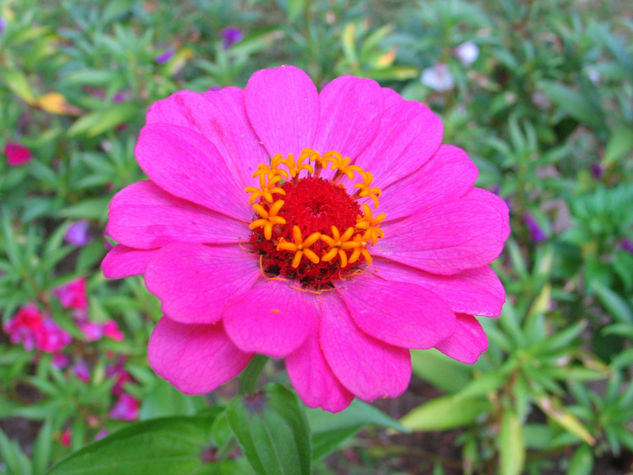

[1,0,632,473]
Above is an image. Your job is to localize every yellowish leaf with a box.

[35,93,82,115]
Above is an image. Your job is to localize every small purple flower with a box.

[221,27,243,50]
[0,18,6,35]
[620,238,633,254]
[590,163,603,180]
[72,358,91,383]
[155,49,174,64]
[95,429,108,440]
[109,393,139,421]
[65,220,92,247]
[421,63,454,92]
[524,213,547,242]
[52,353,69,369]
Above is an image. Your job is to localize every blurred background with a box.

[1,0,632,473]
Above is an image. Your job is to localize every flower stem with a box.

[238,354,269,395]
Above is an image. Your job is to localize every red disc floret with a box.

[249,177,362,289]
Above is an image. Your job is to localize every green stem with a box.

[238,354,269,395]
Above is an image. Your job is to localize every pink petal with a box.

[286,328,353,412]
[223,280,317,357]
[372,259,505,318]
[312,76,382,159]
[337,273,455,349]
[146,88,268,188]
[101,245,159,278]
[464,188,511,241]
[435,314,488,364]
[354,88,443,189]
[380,145,478,221]
[376,198,505,275]
[318,292,411,401]
[148,317,252,395]
[107,180,248,249]
[135,124,251,221]
[144,243,260,325]
[245,65,319,158]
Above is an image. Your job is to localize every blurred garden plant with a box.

[1,0,632,474]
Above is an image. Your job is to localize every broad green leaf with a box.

[540,81,605,131]
[591,280,633,323]
[47,416,219,475]
[567,444,594,475]
[32,419,53,475]
[604,126,633,164]
[410,349,473,393]
[227,384,311,475]
[400,395,490,431]
[139,379,207,419]
[4,69,36,103]
[497,410,525,475]
[306,399,406,460]
[454,358,519,401]
[68,103,139,137]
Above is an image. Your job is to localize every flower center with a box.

[246,149,385,290]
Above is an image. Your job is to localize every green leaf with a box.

[139,378,207,419]
[497,410,525,475]
[400,395,490,431]
[47,415,219,475]
[410,349,473,393]
[3,69,36,103]
[540,81,605,131]
[306,399,406,460]
[32,419,53,475]
[604,126,633,164]
[567,444,594,475]
[227,384,311,475]
[68,103,140,137]
[591,280,633,323]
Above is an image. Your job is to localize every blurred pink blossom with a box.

[72,358,91,382]
[109,393,139,421]
[4,304,72,353]
[53,278,88,310]
[4,142,31,166]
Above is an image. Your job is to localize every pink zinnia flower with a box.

[102,66,509,412]
[4,142,31,166]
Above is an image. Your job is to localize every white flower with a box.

[421,63,455,92]
[453,41,479,66]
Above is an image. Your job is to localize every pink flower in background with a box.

[65,220,92,247]
[4,303,72,353]
[102,65,509,412]
[52,353,70,369]
[60,428,72,446]
[4,142,31,166]
[53,278,88,310]
[71,358,91,382]
[102,320,124,341]
[76,319,103,341]
[109,393,139,421]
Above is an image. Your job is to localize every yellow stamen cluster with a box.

[245,148,386,268]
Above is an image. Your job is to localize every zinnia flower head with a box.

[102,65,509,412]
